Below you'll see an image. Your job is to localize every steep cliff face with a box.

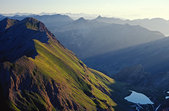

[0,18,117,111]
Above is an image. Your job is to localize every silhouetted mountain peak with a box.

[78,17,85,20]
[96,15,102,19]
[74,17,87,23]
[0,17,19,32]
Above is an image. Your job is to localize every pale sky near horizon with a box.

[1,0,169,19]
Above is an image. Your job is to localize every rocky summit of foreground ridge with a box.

[0,17,118,111]
[0,17,19,32]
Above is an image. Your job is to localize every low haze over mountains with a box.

[2,14,169,36]
[84,37,169,74]
[54,17,164,58]
[95,16,169,36]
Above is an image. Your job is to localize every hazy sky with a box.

[1,0,169,19]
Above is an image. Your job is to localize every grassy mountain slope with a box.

[0,18,118,111]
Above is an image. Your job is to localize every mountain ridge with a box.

[93,16,169,36]
[0,17,120,111]
[55,18,164,58]
[84,37,169,75]
[0,17,19,32]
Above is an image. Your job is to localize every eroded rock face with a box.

[0,56,83,111]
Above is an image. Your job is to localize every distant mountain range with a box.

[94,16,169,36]
[1,14,169,36]
[54,17,164,58]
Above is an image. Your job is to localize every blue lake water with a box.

[124,90,154,105]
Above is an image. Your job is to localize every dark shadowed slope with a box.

[0,17,19,32]
[0,18,121,111]
[84,37,169,75]
[0,17,50,62]
[81,30,169,110]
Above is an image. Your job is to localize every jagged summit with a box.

[77,17,85,21]
[21,17,40,25]
[0,17,56,62]
[17,17,49,32]
[96,15,102,19]
[0,17,19,32]
[74,17,87,23]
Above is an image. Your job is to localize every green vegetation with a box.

[30,39,117,110]
[25,18,39,30]
[0,18,118,111]
[26,22,38,30]
[10,102,21,111]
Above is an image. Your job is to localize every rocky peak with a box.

[0,17,57,62]
[20,17,48,32]
[0,17,19,32]
[96,15,102,19]
[74,17,87,24]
